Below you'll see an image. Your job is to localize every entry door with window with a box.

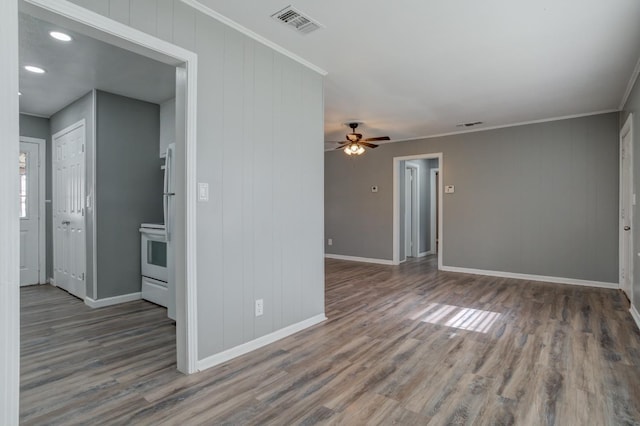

[53,121,86,299]
[19,142,40,286]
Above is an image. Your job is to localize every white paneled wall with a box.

[1,1,20,423]
[67,0,325,360]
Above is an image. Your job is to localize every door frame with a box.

[404,163,419,259]
[17,0,200,375]
[394,153,443,268]
[430,167,440,256]
[620,113,634,305]
[19,136,46,284]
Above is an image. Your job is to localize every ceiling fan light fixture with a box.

[344,143,365,155]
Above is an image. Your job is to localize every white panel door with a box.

[19,142,40,286]
[53,122,86,300]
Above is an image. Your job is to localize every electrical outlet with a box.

[328,238,333,246]
[255,299,264,317]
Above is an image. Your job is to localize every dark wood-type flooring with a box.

[21,257,640,424]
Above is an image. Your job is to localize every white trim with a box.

[418,251,432,258]
[620,55,640,110]
[180,0,328,77]
[18,111,50,119]
[19,136,47,284]
[440,265,618,289]
[324,254,394,265]
[430,167,439,256]
[51,119,85,141]
[91,89,98,301]
[393,153,443,270]
[620,113,634,306]
[630,304,640,332]
[84,292,141,308]
[22,0,199,374]
[197,314,327,372]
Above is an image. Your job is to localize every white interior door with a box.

[404,166,418,258]
[620,115,634,303]
[404,168,412,258]
[19,142,40,286]
[53,121,86,300]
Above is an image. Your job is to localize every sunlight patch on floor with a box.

[415,303,501,333]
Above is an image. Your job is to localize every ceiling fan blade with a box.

[363,136,390,142]
[334,145,348,150]
[360,142,379,148]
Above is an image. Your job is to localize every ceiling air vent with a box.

[456,121,483,128]
[271,6,322,34]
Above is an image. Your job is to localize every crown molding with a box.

[619,53,640,110]
[180,0,327,76]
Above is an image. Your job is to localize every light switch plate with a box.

[198,183,209,201]
[445,185,455,194]
[371,186,378,193]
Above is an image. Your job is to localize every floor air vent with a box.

[271,6,322,34]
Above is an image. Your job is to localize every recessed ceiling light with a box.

[49,31,72,42]
[24,65,46,74]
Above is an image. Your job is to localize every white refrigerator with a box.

[164,143,176,320]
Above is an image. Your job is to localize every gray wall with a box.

[95,90,163,299]
[67,0,325,361]
[622,76,640,313]
[50,91,96,298]
[19,114,52,280]
[326,113,620,283]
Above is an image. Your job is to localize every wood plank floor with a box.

[21,257,640,425]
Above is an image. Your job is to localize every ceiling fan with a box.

[334,122,390,155]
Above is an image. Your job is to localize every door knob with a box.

[624,226,631,231]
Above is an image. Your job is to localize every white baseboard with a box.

[631,305,640,331]
[324,254,394,265]
[49,277,56,286]
[84,292,142,308]
[418,251,433,258]
[440,265,619,289]
[197,313,327,372]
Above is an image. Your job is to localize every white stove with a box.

[140,223,168,309]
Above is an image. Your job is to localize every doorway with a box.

[394,153,443,267]
[16,0,199,375]
[620,113,634,305]
[404,164,419,259]
[19,137,45,286]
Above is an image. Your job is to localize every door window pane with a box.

[19,152,27,218]
[147,240,167,267]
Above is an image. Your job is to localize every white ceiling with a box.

[196,0,640,147]
[19,13,176,118]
